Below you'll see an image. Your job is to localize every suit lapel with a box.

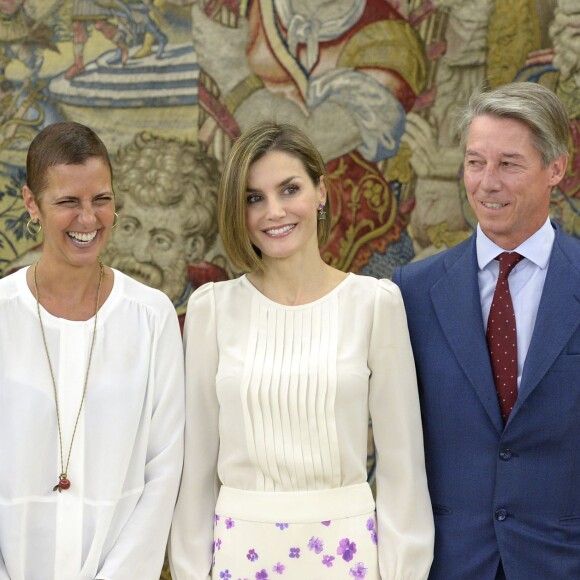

[514,235,580,415]
[430,238,504,433]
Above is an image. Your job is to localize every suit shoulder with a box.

[393,237,473,286]
[555,229,580,272]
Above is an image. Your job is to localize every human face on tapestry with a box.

[106,196,192,303]
[245,150,326,264]
[23,158,115,270]
[464,115,567,250]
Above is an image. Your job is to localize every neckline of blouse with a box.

[19,265,122,325]
[240,272,354,310]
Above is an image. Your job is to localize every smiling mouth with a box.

[68,231,98,245]
[264,224,295,236]
[481,202,508,209]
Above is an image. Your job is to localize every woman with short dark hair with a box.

[0,121,184,579]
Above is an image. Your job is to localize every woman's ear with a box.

[22,185,40,222]
[318,175,327,206]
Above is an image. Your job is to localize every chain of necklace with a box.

[33,258,104,492]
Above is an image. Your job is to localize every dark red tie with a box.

[486,252,524,423]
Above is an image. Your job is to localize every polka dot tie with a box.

[486,252,524,423]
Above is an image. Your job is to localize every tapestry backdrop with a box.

[0,0,578,577]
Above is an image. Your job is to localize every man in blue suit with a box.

[393,82,580,579]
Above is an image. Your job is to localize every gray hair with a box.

[457,82,570,167]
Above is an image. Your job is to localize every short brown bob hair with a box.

[26,121,113,202]
[218,121,331,273]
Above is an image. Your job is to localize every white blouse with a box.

[0,267,185,580]
[170,274,434,579]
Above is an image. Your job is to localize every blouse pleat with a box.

[307,307,323,486]
[268,309,287,488]
[280,310,297,489]
[240,298,264,489]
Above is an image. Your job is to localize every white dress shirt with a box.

[476,218,555,388]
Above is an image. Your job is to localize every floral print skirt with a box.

[212,483,379,580]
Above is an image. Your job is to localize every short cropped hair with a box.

[457,82,569,167]
[26,121,113,201]
[218,121,331,273]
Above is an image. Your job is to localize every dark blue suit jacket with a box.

[392,225,580,580]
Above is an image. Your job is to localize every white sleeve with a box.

[368,280,434,580]
[96,300,185,580]
[169,283,220,580]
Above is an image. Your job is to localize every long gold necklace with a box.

[33,258,104,492]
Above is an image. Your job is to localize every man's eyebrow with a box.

[500,152,525,159]
[465,149,525,159]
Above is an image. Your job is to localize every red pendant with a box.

[53,474,71,492]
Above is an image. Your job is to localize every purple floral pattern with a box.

[213,513,378,578]
[307,536,324,554]
[366,518,378,545]
[272,563,285,574]
[322,555,335,567]
[337,538,357,562]
[350,562,368,578]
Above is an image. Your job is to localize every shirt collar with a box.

[476,217,555,271]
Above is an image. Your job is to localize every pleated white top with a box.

[239,278,342,492]
[170,273,434,579]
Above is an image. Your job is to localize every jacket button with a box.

[495,509,508,521]
[499,449,512,461]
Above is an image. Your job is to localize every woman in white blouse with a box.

[170,122,433,579]
[0,122,184,580]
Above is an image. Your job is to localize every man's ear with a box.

[22,185,40,222]
[185,235,207,263]
[548,154,568,186]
